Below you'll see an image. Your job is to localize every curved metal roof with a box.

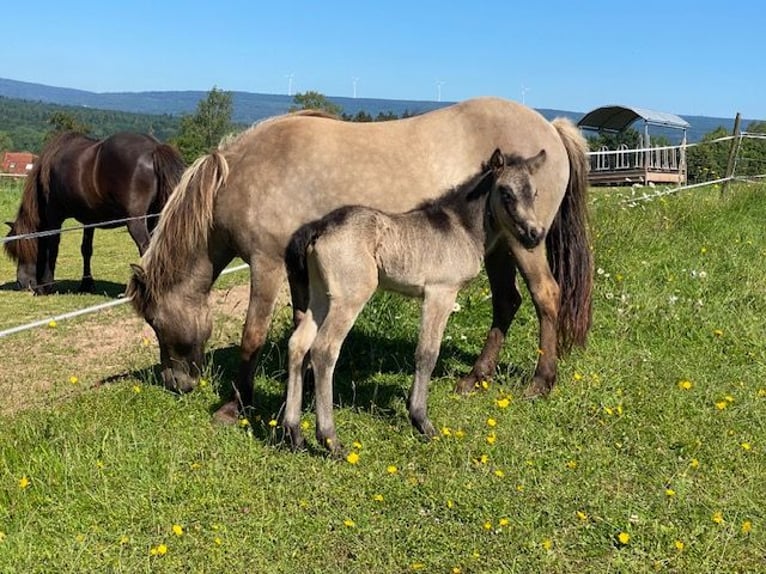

[577,105,690,132]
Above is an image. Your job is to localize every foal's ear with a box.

[129,263,147,284]
[526,149,547,174]
[489,148,505,171]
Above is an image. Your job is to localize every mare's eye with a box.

[500,187,513,203]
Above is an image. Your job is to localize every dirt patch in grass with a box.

[0,282,292,417]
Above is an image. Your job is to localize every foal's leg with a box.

[78,227,96,293]
[512,244,560,398]
[409,286,459,438]
[283,306,322,449]
[456,244,522,394]
[213,255,285,424]
[311,287,375,455]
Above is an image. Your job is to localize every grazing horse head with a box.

[488,148,548,250]
[128,263,212,393]
[4,218,39,292]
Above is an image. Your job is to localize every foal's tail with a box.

[547,117,593,352]
[152,143,186,209]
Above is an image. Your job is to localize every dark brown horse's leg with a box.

[78,227,96,293]
[213,257,284,425]
[126,219,152,255]
[513,246,560,398]
[456,245,521,394]
[36,231,61,295]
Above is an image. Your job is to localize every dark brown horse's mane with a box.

[3,131,94,264]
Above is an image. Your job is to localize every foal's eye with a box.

[500,187,513,203]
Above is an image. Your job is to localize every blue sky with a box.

[5,1,765,119]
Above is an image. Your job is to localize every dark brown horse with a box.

[127,99,593,422]
[4,131,184,294]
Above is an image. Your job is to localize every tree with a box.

[0,131,12,152]
[173,87,234,163]
[290,91,342,116]
[686,126,729,183]
[46,111,91,141]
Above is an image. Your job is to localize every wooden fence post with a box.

[721,112,742,195]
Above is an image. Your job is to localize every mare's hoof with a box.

[523,378,552,400]
[212,400,241,425]
[412,417,437,439]
[454,374,479,395]
[284,426,306,451]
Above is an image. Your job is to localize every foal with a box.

[283,148,547,453]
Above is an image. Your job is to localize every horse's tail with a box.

[151,143,185,209]
[285,222,319,293]
[3,162,44,264]
[142,151,229,297]
[547,117,593,352]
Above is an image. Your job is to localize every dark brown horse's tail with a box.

[151,143,185,209]
[547,117,593,352]
[3,162,44,264]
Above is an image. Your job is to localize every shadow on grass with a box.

[97,325,485,444]
[0,279,126,297]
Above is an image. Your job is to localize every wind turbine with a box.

[521,84,531,105]
[352,77,359,98]
[436,80,445,102]
[285,73,294,96]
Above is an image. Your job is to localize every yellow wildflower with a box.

[441,426,452,437]
[542,538,553,550]
[496,397,510,408]
[238,418,250,427]
[665,488,676,497]
[268,419,278,428]
[132,385,142,393]
[214,536,222,545]
[566,460,577,470]
[119,535,129,545]
[18,476,30,490]
[741,442,752,451]
[481,380,490,390]
[498,518,510,527]
[576,511,588,522]
[48,320,57,328]
[150,543,168,556]
[617,532,631,545]
[741,520,752,534]
[713,329,724,337]
[689,458,700,469]
[454,429,465,439]
[483,521,492,531]
[677,380,693,390]
[386,465,398,475]
[715,400,728,410]
[410,563,425,571]
[712,511,724,524]
[343,519,355,528]
[486,417,497,428]
[486,432,496,445]
[674,540,684,551]
[494,469,505,478]
[373,494,384,502]
[172,524,183,537]
[352,441,362,450]
[346,451,360,465]
[68,375,79,385]
[301,420,310,431]
[573,372,583,381]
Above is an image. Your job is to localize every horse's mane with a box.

[3,131,91,263]
[128,151,229,307]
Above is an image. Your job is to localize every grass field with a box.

[0,179,764,572]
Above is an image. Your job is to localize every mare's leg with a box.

[456,244,521,394]
[126,218,152,255]
[512,244,560,398]
[36,231,61,295]
[78,227,96,293]
[409,287,459,438]
[213,255,285,424]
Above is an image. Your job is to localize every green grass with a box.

[0,180,764,572]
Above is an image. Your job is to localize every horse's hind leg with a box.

[409,287,458,438]
[283,303,324,450]
[78,227,96,293]
[126,218,152,255]
[513,245,560,398]
[456,244,522,394]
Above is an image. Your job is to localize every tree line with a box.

[2,89,764,184]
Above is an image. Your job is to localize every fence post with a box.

[721,112,742,195]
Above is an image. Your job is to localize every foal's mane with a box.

[3,131,91,264]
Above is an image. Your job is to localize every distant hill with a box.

[0,77,748,143]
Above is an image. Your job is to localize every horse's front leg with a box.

[456,245,521,394]
[409,287,458,438]
[35,231,61,295]
[213,257,284,424]
[513,246,560,398]
[78,227,96,293]
[126,219,152,255]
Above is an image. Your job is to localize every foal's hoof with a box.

[455,373,488,395]
[212,400,241,425]
[413,418,437,440]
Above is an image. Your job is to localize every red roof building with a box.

[1,152,37,175]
